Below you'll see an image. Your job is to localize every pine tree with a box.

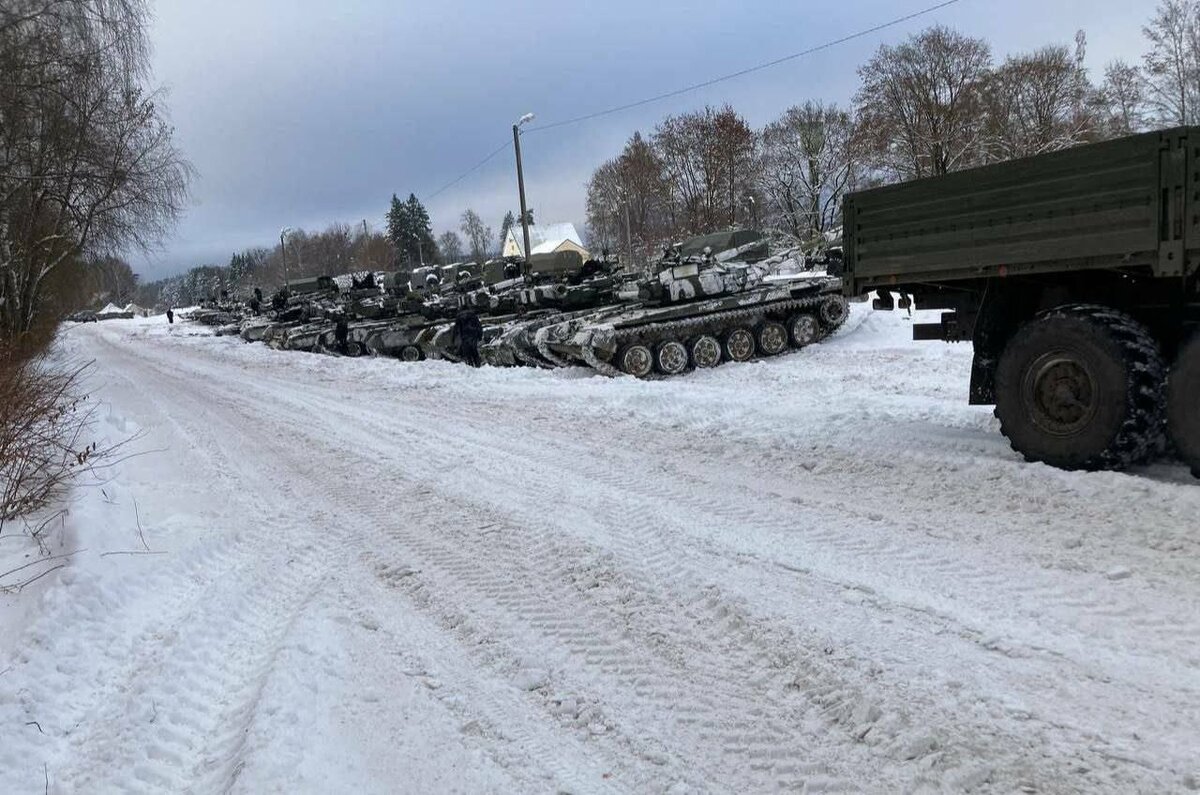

[404,194,440,263]
[387,193,440,264]
[385,194,412,258]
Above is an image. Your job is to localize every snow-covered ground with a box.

[2,306,1198,793]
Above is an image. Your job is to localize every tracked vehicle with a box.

[534,233,847,377]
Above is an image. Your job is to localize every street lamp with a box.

[279,226,293,291]
[512,112,535,265]
[410,230,424,267]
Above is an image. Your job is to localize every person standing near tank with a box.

[454,309,483,367]
[166,307,174,324]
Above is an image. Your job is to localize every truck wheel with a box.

[994,305,1165,471]
[399,345,423,362]
[788,313,819,348]
[1167,332,1200,477]
[655,340,689,375]
[756,321,789,356]
[617,343,654,378]
[722,327,756,362]
[818,295,850,331]
[688,335,722,368]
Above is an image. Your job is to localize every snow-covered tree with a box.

[1142,0,1200,124]
[759,102,858,243]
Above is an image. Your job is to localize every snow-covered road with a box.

[2,307,1198,793]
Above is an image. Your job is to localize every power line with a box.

[427,139,511,200]
[424,0,964,200]
[529,0,963,132]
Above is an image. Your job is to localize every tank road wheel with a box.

[398,345,423,362]
[818,295,850,331]
[722,327,756,363]
[655,340,689,375]
[994,305,1165,471]
[788,313,820,348]
[344,341,366,357]
[1167,332,1200,477]
[617,342,654,378]
[688,335,723,369]
[756,321,789,356]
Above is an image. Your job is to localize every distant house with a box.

[502,222,589,260]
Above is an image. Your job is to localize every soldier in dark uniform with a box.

[166,307,174,324]
[334,315,350,354]
[454,309,483,367]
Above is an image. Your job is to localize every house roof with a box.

[505,222,582,256]
[529,238,585,256]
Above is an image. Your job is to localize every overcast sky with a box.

[135,0,1153,280]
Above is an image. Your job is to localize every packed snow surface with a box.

[2,306,1198,793]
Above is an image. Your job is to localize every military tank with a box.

[531,231,848,377]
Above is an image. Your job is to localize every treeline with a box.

[1,1,188,526]
[142,195,533,308]
[135,221,394,308]
[0,0,189,358]
[586,6,1184,261]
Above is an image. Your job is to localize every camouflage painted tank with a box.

[533,231,849,377]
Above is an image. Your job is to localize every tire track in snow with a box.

[266,375,1194,792]
[138,347,887,791]
[87,334,630,794]
[84,325,1198,791]
[47,335,336,793]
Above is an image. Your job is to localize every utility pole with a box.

[513,113,535,265]
[279,227,292,291]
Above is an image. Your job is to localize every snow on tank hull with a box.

[540,275,849,377]
[239,319,274,342]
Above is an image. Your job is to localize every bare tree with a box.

[438,230,463,263]
[0,0,191,359]
[653,105,756,233]
[759,102,858,242]
[1098,60,1148,136]
[855,26,992,180]
[585,132,673,263]
[982,43,1095,161]
[1142,0,1200,124]
[88,254,138,304]
[459,209,492,262]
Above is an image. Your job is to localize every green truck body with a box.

[841,128,1200,475]
[844,127,1193,296]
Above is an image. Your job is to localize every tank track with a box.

[580,292,847,377]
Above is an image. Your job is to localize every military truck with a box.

[842,127,1200,475]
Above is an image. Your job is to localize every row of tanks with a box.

[190,230,851,378]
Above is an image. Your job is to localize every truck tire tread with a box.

[996,304,1165,470]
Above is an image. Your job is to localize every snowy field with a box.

[2,305,1198,793]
